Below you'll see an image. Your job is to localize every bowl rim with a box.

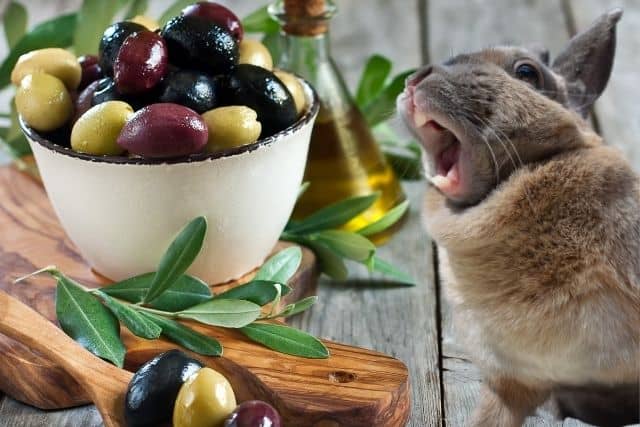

[21,78,320,165]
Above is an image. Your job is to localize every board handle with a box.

[0,290,131,427]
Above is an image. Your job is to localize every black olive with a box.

[99,21,147,76]
[161,15,238,75]
[124,350,204,427]
[40,124,72,148]
[226,64,298,138]
[92,77,159,110]
[159,70,221,113]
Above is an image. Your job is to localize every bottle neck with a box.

[278,32,331,72]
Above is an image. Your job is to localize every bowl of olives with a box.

[15,2,319,284]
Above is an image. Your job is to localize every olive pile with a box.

[125,350,282,427]
[12,2,307,159]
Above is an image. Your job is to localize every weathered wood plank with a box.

[290,182,442,427]
[426,0,599,425]
[567,0,640,170]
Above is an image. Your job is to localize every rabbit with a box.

[397,8,639,427]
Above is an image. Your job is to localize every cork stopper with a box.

[283,0,329,36]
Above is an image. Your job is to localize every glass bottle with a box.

[269,0,405,232]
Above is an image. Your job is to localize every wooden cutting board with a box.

[0,164,410,427]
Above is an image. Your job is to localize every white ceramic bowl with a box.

[22,80,318,284]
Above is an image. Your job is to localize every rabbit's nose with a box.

[407,65,447,87]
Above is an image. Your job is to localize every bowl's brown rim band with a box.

[21,79,320,166]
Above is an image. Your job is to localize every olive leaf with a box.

[305,241,348,280]
[356,55,392,108]
[3,2,28,50]
[363,69,416,127]
[381,143,424,181]
[285,193,379,234]
[278,296,317,318]
[214,280,291,306]
[140,312,222,357]
[242,5,279,35]
[241,323,329,359]
[0,13,77,89]
[143,216,207,304]
[357,200,409,237]
[254,246,302,283]
[176,299,261,328]
[73,0,121,56]
[158,0,192,25]
[55,273,126,367]
[311,230,376,262]
[368,256,416,286]
[101,272,211,312]
[124,0,149,19]
[94,291,162,340]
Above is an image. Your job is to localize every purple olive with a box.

[99,21,147,76]
[117,103,208,158]
[114,30,168,94]
[182,2,244,41]
[161,14,238,75]
[78,55,103,90]
[224,401,282,427]
[74,79,100,122]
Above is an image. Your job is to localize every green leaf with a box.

[355,55,392,109]
[363,69,415,127]
[177,299,261,328]
[4,134,31,158]
[279,296,317,317]
[254,246,302,283]
[55,274,126,367]
[286,193,379,234]
[124,0,149,19]
[102,272,211,312]
[312,230,375,262]
[0,13,77,89]
[3,2,28,50]
[369,256,416,286]
[261,32,282,64]
[73,0,121,55]
[240,323,328,358]
[382,144,423,181]
[242,5,279,34]
[214,280,291,306]
[140,312,222,356]
[158,0,192,25]
[306,241,348,280]
[357,200,409,236]
[94,291,161,340]
[144,216,207,304]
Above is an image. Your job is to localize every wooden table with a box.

[0,1,638,426]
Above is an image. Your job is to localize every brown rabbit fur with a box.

[398,8,639,427]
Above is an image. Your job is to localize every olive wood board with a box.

[0,164,410,427]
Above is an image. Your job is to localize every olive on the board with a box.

[226,64,297,138]
[78,55,103,90]
[273,70,306,116]
[99,21,147,76]
[16,73,73,132]
[11,48,81,90]
[159,70,220,113]
[124,350,204,427]
[223,400,282,427]
[71,100,133,155]
[117,103,208,158]
[182,2,244,41]
[129,15,160,31]
[114,30,168,94]
[202,106,261,151]
[74,79,100,122]
[173,367,236,427]
[238,39,273,70]
[161,15,238,75]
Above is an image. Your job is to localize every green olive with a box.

[16,73,73,132]
[238,39,273,70]
[11,48,82,90]
[202,106,261,151]
[71,101,133,155]
[173,367,236,427]
[274,70,306,116]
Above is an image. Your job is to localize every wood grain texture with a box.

[290,183,442,427]
[567,0,640,170]
[0,165,411,427]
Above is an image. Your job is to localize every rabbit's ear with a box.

[552,8,622,117]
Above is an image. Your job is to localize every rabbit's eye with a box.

[514,61,543,88]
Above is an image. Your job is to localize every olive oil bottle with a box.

[270,0,405,231]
